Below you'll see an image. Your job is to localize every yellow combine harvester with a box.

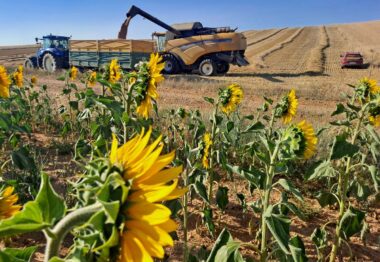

[118,5,249,76]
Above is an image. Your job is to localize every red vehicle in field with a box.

[340,52,364,68]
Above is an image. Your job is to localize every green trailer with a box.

[69,39,154,69]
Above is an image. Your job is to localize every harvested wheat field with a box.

[1,17,380,262]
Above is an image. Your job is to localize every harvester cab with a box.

[119,5,249,76]
[25,34,70,72]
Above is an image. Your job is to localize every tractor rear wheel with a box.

[216,62,230,74]
[42,53,57,73]
[162,54,179,74]
[24,58,35,70]
[199,58,216,76]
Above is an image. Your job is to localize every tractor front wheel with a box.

[199,58,216,76]
[24,58,35,70]
[42,53,57,73]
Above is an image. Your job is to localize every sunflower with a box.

[219,84,243,115]
[70,66,78,81]
[12,65,23,87]
[31,76,37,85]
[296,120,318,159]
[136,53,164,119]
[0,186,22,220]
[87,71,97,87]
[360,77,380,95]
[0,66,10,98]
[201,132,213,169]
[108,59,122,83]
[368,104,380,127]
[355,77,380,101]
[110,128,186,262]
[275,89,298,124]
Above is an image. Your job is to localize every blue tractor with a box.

[24,34,70,72]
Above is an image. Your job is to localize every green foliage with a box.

[0,246,37,262]
[0,173,65,237]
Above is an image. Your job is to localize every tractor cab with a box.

[25,34,71,72]
[39,35,69,50]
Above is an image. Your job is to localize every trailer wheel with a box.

[163,54,179,74]
[199,58,216,76]
[216,62,230,74]
[24,58,35,70]
[42,53,57,73]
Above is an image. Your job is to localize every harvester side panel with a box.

[166,32,247,65]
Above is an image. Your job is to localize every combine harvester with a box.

[25,5,249,76]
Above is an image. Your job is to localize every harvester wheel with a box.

[162,54,179,74]
[199,58,216,76]
[24,58,35,70]
[216,62,230,74]
[42,53,57,73]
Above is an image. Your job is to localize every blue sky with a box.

[1,0,379,45]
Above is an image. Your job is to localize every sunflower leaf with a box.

[206,228,233,262]
[99,200,120,224]
[316,191,339,207]
[331,103,346,116]
[331,135,359,160]
[264,205,291,254]
[275,178,303,201]
[216,186,229,211]
[289,235,308,262]
[0,173,66,237]
[214,241,243,262]
[339,206,366,240]
[0,246,37,262]
[194,181,209,204]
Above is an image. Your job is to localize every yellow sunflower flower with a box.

[31,76,37,85]
[87,71,97,87]
[109,59,122,83]
[202,132,213,169]
[368,104,380,127]
[12,65,23,88]
[369,114,380,126]
[0,186,22,220]
[0,66,10,98]
[281,89,298,124]
[297,120,318,159]
[136,53,164,119]
[110,128,186,262]
[219,84,243,115]
[360,77,380,96]
[70,66,78,81]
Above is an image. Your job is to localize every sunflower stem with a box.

[329,108,365,262]
[260,142,280,262]
[44,203,102,262]
[183,168,189,261]
[207,103,218,205]
[268,111,276,137]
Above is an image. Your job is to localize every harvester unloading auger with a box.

[118,5,249,76]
